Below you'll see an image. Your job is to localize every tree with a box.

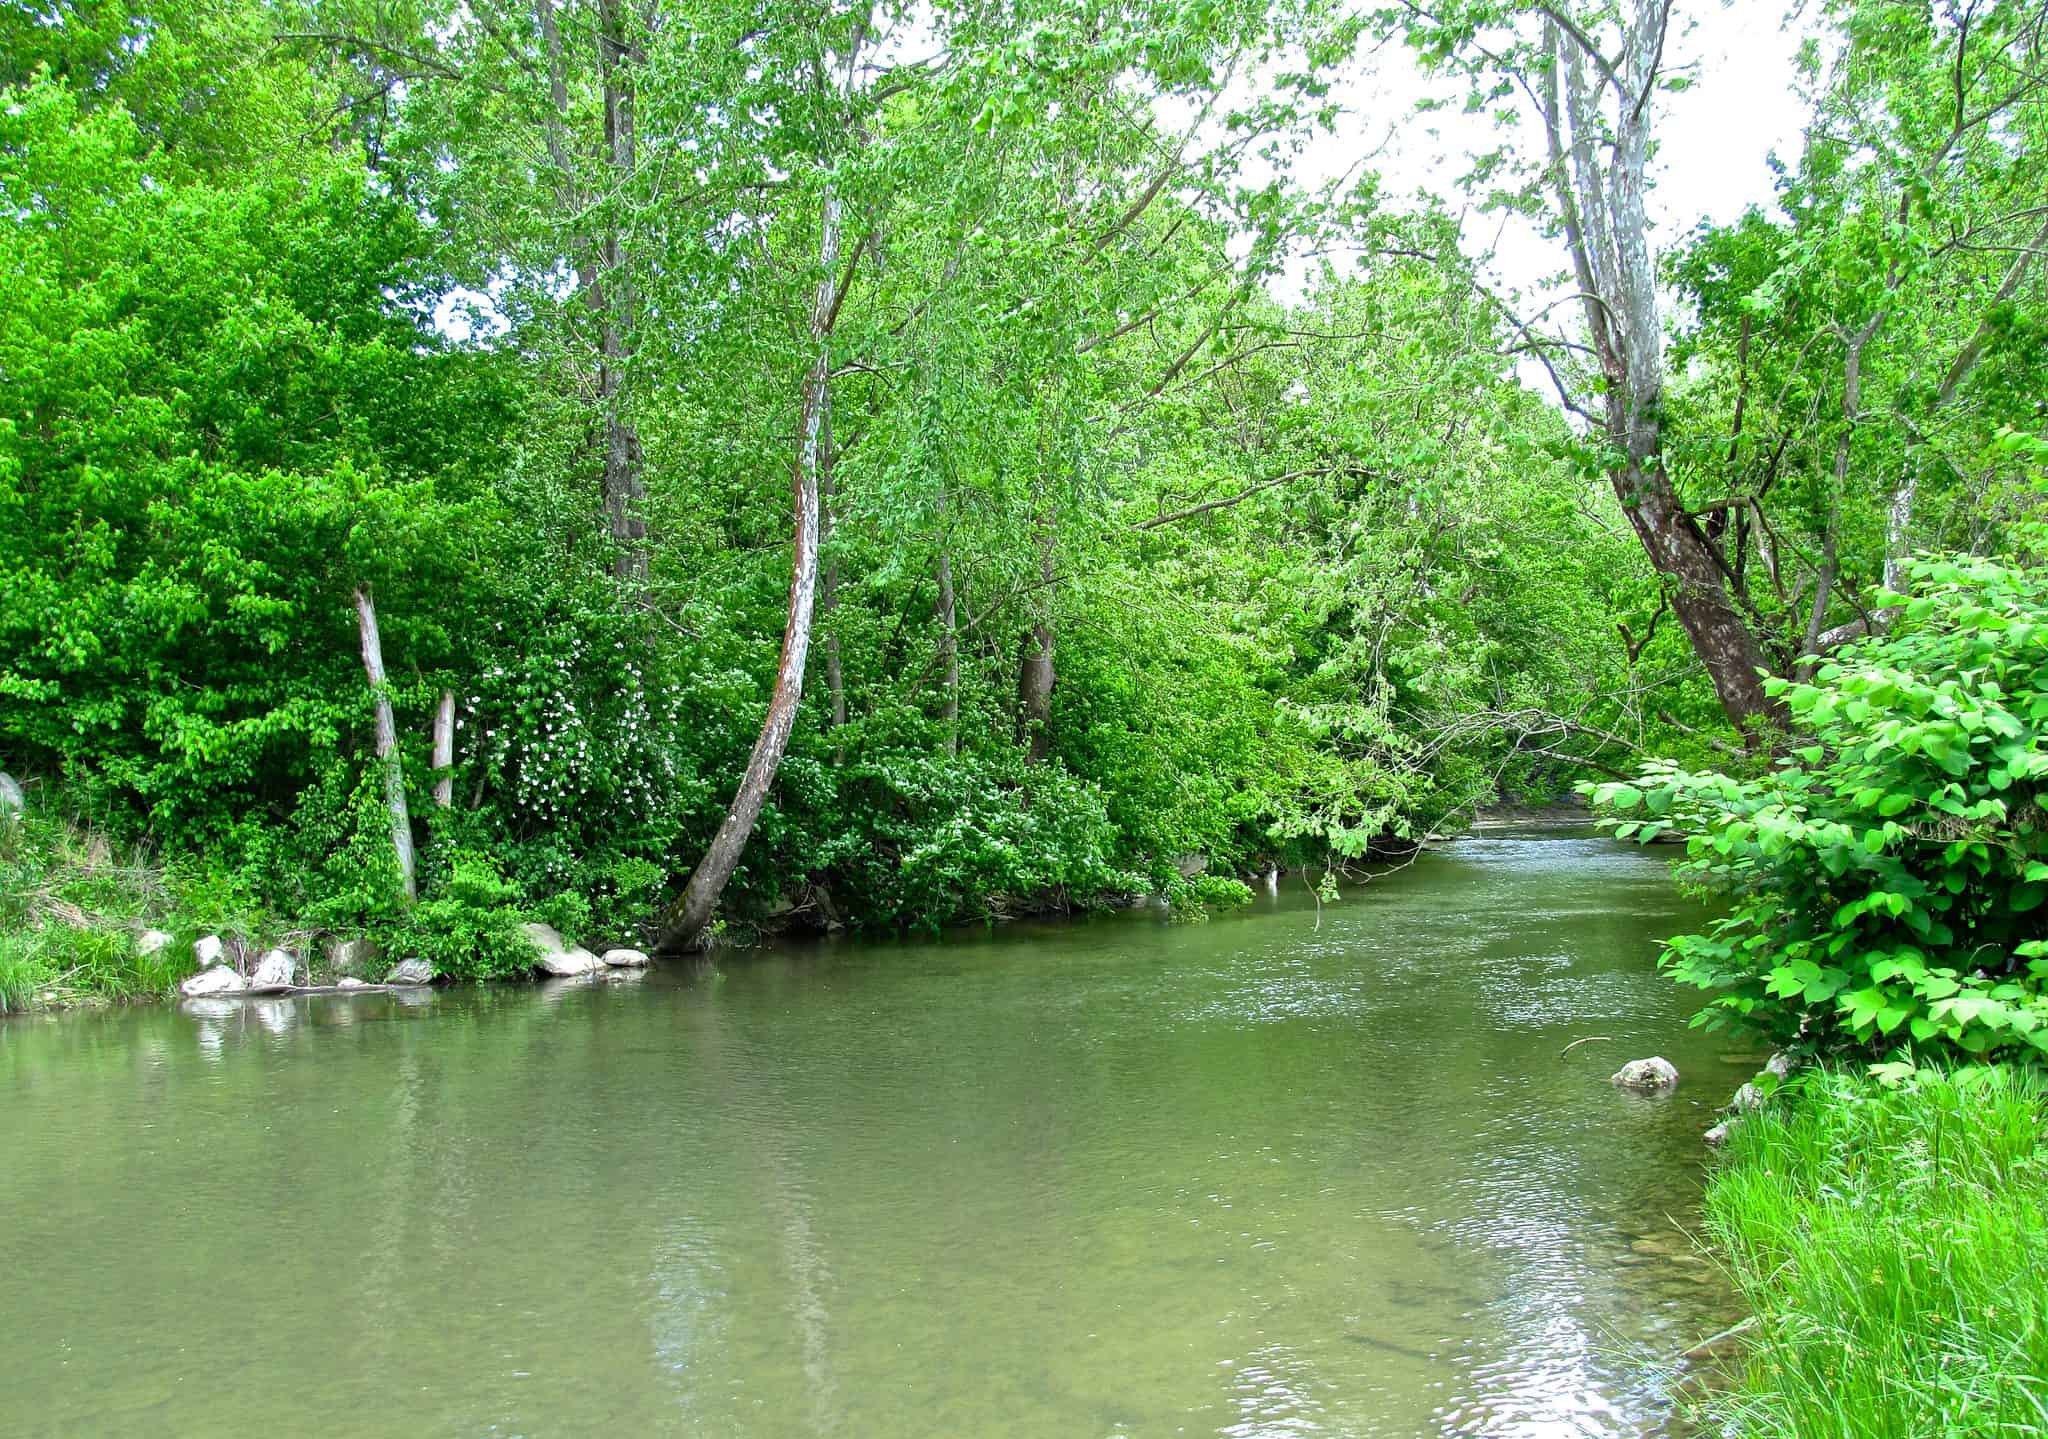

[1589,485,2048,1061]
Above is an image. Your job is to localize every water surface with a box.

[0,830,1753,1437]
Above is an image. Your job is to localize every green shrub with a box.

[1590,536,2048,1060]
[392,852,537,979]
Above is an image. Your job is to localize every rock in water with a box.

[336,977,368,991]
[248,949,296,992]
[385,958,435,985]
[520,921,604,977]
[180,965,247,998]
[1611,1056,1680,1092]
[1704,1120,1737,1149]
[193,934,225,968]
[521,920,566,950]
[323,936,379,978]
[601,948,651,968]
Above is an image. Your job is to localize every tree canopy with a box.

[2,0,2043,969]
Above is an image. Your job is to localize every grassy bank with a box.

[1703,1067,2048,1436]
[0,786,204,1013]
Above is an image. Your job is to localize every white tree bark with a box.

[432,688,456,810]
[354,585,417,902]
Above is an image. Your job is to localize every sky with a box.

[1281,0,1819,308]
[431,2,1822,346]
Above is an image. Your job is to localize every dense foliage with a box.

[1592,502,2048,1061]
[2,0,2044,983]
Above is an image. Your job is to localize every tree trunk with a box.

[597,0,647,584]
[1538,4,1782,741]
[432,688,456,809]
[354,585,417,903]
[935,488,960,757]
[819,407,846,738]
[1616,477,1780,724]
[659,186,844,952]
[1016,514,1056,762]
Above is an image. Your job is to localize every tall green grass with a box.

[1704,1066,2048,1437]
[0,785,195,1010]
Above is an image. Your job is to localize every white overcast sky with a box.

[1279,0,1818,306]
[433,1,1817,341]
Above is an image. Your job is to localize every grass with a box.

[1704,1065,2048,1437]
[0,784,196,1011]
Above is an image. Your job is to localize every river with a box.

[0,826,1753,1437]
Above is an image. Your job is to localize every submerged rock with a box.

[1611,1056,1680,1092]
[384,958,435,986]
[601,947,651,968]
[520,921,603,977]
[247,949,296,992]
[323,936,379,978]
[180,965,246,998]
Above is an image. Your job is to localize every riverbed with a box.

[0,827,1752,1437]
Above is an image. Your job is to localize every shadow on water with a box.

[0,827,1751,1437]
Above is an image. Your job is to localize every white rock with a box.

[520,921,604,976]
[1704,1120,1737,1149]
[385,958,435,985]
[1764,1050,1796,1080]
[0,772,22,815]
[540,946,604,977]
[247,949,296,992]
[336,977,368,990]
[323,936,379,978]
[601,948,651,968]
[1729,1082,1766,1113]
[193,934,225,967]
[180,965,246,998]
[520,921,565,950]
[1611,1056,1680,1092]
[137,929,174,958]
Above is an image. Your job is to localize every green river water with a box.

[0,827,1756,1437]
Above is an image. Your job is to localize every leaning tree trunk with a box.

[1539,3,1783,742]
[354,585,417,902]
[658,188,843,952]
[1621,475,1780,724]
[819,407,847,738]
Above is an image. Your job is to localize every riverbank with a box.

[1701,1066,2048,1436]
[0,779,1264,1013]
